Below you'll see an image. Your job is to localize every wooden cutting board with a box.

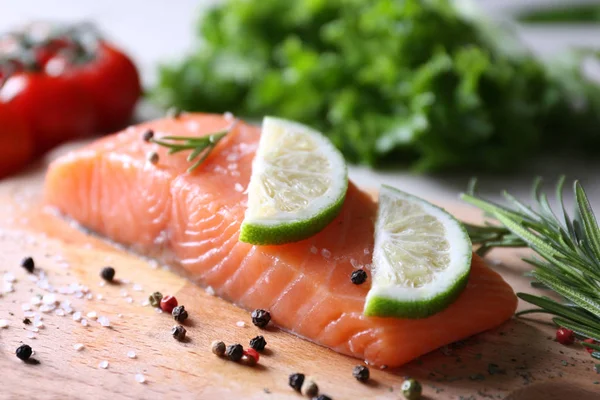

[1,145,599,400]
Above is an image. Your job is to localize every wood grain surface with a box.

[1,145,599,400]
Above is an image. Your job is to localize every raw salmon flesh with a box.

[44,113,518,367]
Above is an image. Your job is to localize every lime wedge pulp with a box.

[364,185,472,318]
[239,116,348,245]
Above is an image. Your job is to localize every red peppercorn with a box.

[160,295,178,313]
[583,338,596,354]
[556,327,575,345]
[243,348,260,364]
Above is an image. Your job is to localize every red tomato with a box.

[0,105,34,178]
[0,72,95,153]
[69,42,141,133]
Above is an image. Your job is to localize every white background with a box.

[2,0,600,205]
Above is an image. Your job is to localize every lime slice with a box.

[239,116,348,245]
[364,185,472,318]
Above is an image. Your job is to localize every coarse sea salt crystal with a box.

[99,360,109,369]
[133,284,143,292]
[135,373,146,384]
[205,286,215,296]
[21,303,32,311]
[81,319,88,327]
[321,248,331,259]
[236,321,246,328]
[234,183,244,192]
[30,296,42,306]
[141,300,150,307]
[26,332,36,339]
[34,321,44,329]
[121,290,128,297]
[55,309,65,317]
[86,311,97,320]
[3,272,16,282]
[98,316,110,327]
[127,351,136,359]
[39,304,55,313]
[73,343,84,351]
[85,293,93,300]
[72,311,82,322]
[98,281,106,287]
[96,294,103,301]
[23,311,35,318]
[0,319,8,328]
[42,293,57,305]
[125,297,133,304]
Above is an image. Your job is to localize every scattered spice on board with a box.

[147,151,159,165]
[350,269,367,285]
[148,292,163,307]
[211,340,226,357]
[556,327,575,345]
[172,305,188,322]
[288,373,305,392]
[16,344,32,361]
[160,295,178,313]
[21,257,35,273]
[225,344,244,361]
[300,377,319,397]
[487,363,506,375]
[142,129,154,142]
[249,335,267,351]
[172,325,186,341]
[352,365,370,382]
[401,378,422,400]
[251,309,271,328]
[243,348,260,365]
[100,266,115,282]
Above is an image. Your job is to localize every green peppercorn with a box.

[401,378,422,400]
[211,340,226,357]
[172,305,188,322]
[149,292,163,307]
[225,344,244,361]
[172,325,186,341]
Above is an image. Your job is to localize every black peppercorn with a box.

[142,129,154,142]
[352,365,370,382]
[225,344,244,361]
[172,325,186,341]
[16,344,32,361]
[100,266,115,282]
[288,373,305,392]
[148,292,163,307]
[172,305,188,322]
[251,309,271,328]
[21,257,34,273]
[350,269,367,285]
[314,395,332,400]
[23,318,31,325]
[249,335,267,351]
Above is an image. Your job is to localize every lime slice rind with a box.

[364,185,472,318]
[240,116,348,245]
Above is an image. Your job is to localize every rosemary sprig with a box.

[461,177,600,342]
[149,120,238,172]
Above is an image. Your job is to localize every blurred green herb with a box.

[153,0,600,172]
[462,177,600,341]
[519,4,600,23]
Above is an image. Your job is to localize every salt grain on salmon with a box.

[99,360,109,369]
[98,316,110,327]
[72,312,82,322]
[234,183,244,192]
[86,311,97,320]
[0,319,8,328]
[135,373,146,383]
[45,113,518,367]
[127,351,136,359]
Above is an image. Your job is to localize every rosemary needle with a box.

[461,177,600,342]
[149,120,238,172]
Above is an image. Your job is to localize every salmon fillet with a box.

[44,113,517,367]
